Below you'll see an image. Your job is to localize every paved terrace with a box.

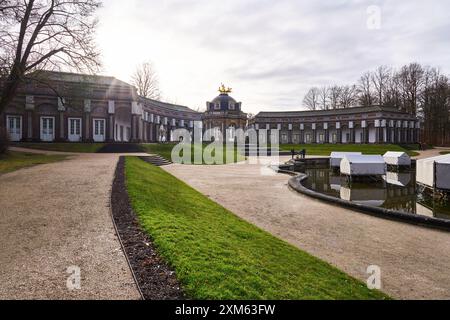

[164,155,450,300]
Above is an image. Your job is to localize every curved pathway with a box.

[0,152,141,299]
[164,156,450,300]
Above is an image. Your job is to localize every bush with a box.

[0,126,9,154]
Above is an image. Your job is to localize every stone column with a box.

[84,99,92,142]
[300,124,304,143]
[59,112,65,141]
[25,96,35,141]
[57,97,66,142]
[288,124,293,144]
[312,123,316,144]
[107,100,115,142]
[348,121,354,144]
[336,122,341,144]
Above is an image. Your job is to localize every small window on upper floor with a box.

[229,102,235,110]
[214,102,221,110]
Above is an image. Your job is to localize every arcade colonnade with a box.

[252,107,420,145]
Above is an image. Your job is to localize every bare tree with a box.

[338,85,358,109]
[318,86,329,110]
[397,63,425,115]
[328,85,342,109]
[384,73,402,110]
[371,66,391,106]
[0,0,101,114]
[131,62,161,100]
[357,72,374,107]
[303,87,320,110]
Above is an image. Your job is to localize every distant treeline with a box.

[303,63,450,146]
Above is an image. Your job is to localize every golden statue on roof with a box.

[219,83,232,94]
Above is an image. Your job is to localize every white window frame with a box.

[6,115,22,142]
[68,117,82,142]
[92,118,106,142]
[40,116,55,142]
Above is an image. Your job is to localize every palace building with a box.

[0,71,420,145]
[1,71,202,143]
[251,106,420,145]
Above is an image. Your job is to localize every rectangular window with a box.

[6,116,22,141]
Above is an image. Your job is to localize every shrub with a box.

[0,126,9,154]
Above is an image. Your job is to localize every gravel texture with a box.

[164,156,450,300]
[111,157,184,300]
[0,153,141,300]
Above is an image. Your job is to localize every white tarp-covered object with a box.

[383,152,411,166]
[330,152,362,167]
[416,154,450,190]
[340,155,386,176]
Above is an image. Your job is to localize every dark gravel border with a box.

[111,157,185,300]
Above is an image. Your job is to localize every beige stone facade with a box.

[251,106,420,145]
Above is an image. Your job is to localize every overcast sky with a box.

[96,0,450,114]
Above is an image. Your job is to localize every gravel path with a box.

[0,153,141,300]
[164,157,450,300]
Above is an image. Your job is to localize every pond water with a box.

[297,166,450,221]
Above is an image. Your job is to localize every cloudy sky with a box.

[96,0,450,114]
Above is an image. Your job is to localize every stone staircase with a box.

[139,155,172,167]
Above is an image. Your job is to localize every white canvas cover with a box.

[330,152,362,167]
[340,155,386,176]
[417,154,450,190]
[383,151,411,166]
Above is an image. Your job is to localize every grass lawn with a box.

[279,144,419,157]
[141,143,246,164]
[125,156,389,300]
[12,142,105,153]
[0,151,68,175]
[440,151,450,155]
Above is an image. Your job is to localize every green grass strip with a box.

[125,156,389,300]
[0,151,68,175]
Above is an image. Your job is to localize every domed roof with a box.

[212,93,237,105]
[207,84,241,112]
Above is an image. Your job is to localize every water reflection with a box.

[298,167,450,221]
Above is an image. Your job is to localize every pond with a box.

[297,166,450,221]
